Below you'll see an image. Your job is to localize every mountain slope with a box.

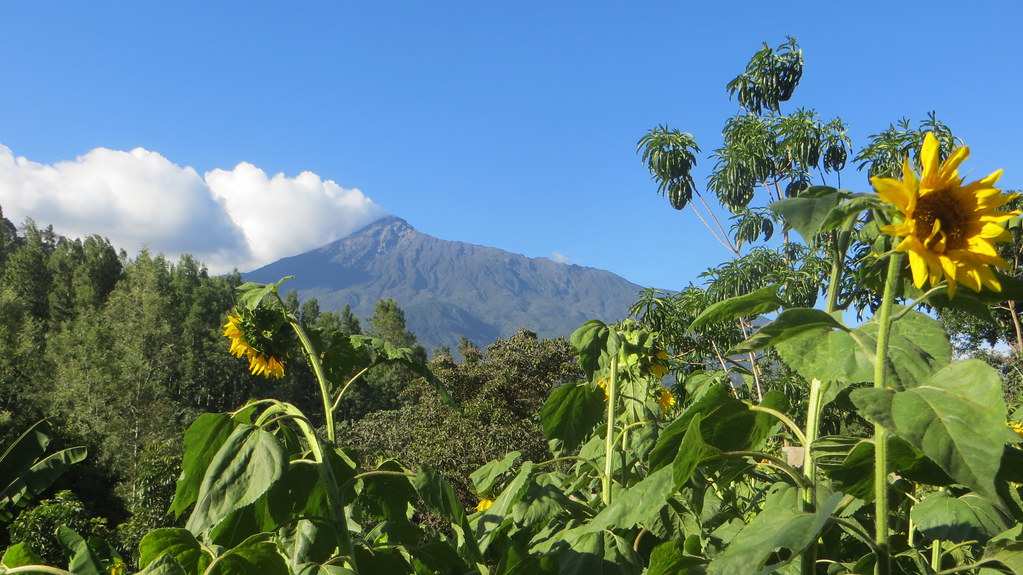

[244,216,649,352]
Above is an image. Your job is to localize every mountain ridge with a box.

[244,216,651,352]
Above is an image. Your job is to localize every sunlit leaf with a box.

[851,360,1017,502]
[185,424,289,534]
[171,413,238,518]
[541,384,605,454]
[728,308,846,355]
[707,483,842,575]
[689,284,784,332]
[139,528,208,574]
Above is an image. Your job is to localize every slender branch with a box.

[332,366,370,412]
[829,517,881,554]
[537,455,605,477]
[690,197,740,256]
[340,469,415,495]
[715,450,811,489]
[745,404,808,447]
[695,189,740,256]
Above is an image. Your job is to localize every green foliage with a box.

[0,418,86,523]
[6,490,110,566]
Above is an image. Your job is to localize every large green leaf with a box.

[851,360,1017,502]
[821,435,954,501]
[541,384,605,454]
[359,459,416,522]
[494,542,558,575]
[570,320,617,380]
[647,541,708,575]
[728,308,847,355]
[414,464,466,526]
[544,529,641,575]
[185,424,289,534]
[0,446,87,520]
[207,534,289,575]
[56,526,102,575]
[1,542,44,568]
[672,414,707,490]
[470,451,521,497]
[769,187,842,241]
[0,418,53,486]
[980,539,1023,574]
[278,520,334,569]
[707,483,842,575]
[0,417,86,522]
[139,528,210,573]
[137,554,188,575]
[776,306,950,389]
[689,285,784,332]
[580,465,675,533]
[648,384,774,470]
[473,462,534,553]
[854,307,952,389]
[171,413,239,518]
[911,491,1012,544]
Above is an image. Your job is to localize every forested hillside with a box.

[0,206,575,562]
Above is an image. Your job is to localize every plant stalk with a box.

[289,319,337,443]
[873,253,903,575]
[602,354,620,506]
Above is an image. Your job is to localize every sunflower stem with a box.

[800,377,828,575]
[289,318,337,444]
[873,252,902,575]
[602,353,620,507]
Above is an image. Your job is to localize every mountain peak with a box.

[247,215,649,353]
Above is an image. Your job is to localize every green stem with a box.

[746,404,808,446]
[715,450,812,490]
[4,567,76,575]
[824,226,851,314]
[930,539,941,572]
[873,252,903,575]
[537,455,605,478]
[332,367,370,412]
[602,354,620,506]
[289,318,337,443]
[801,377,829,575]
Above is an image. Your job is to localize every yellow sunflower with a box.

[872,132,1019,297]
[649,350,670,379]
[475,498,494,512]
[1008,420,1023,440]
[655,386,675,413]
[223,315,286,378]
[595,378,610,401]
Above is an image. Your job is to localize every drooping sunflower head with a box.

[872,132,1019,297]
[223,307,291,378]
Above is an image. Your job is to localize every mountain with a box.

[244,216,650,353]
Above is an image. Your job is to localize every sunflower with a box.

[475,498,494,512]
[655,386,675,413]
[223,314,286,378]
[872,132,1018,297]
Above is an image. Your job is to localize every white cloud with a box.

[0,144,388,273]
[551,252,573,264]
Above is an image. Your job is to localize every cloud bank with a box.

[0,145,389,273]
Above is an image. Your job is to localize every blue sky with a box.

[1,1,1021,289]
